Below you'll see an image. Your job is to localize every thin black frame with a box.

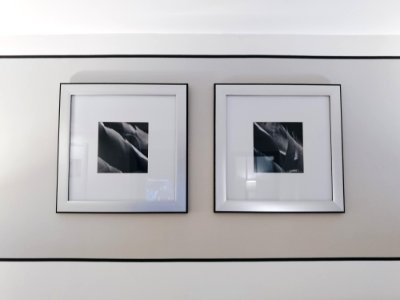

[1,54,399,262]
[214,83,345,213]
[56,82,189,214]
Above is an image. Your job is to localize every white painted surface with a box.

[0,261,399,300]
[1,0,400,36]
[2,34,400,56]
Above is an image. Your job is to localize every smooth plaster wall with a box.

[0,57,399,259]
[1,261,400,300]
[1,0,400,35]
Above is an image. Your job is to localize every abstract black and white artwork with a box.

[253,122,303,173]
[98,122,149,173]
[215,84,344,212]
[57,83,187,212]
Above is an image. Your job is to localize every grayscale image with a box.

[254,122,303,173]
[98,122,148,173]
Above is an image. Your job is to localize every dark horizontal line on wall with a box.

[1,54,400,59]
[0,257,400,263]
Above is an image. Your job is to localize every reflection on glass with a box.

[146,179,174,201]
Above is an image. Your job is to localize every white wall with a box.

[1,0,400,35]
[1,1,400,299]
[2,56,400,259]
[1,261,400,300]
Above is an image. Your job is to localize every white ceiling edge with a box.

[1,34,400,56]
[2,1,400,36]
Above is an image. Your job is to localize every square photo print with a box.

[98,122,149,173]
[253,122,303,173]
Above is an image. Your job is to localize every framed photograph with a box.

[214,84,344,212]
[57,83,188,213]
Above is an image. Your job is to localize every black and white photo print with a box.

[253,122,303,173]
[98,122,149,173]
